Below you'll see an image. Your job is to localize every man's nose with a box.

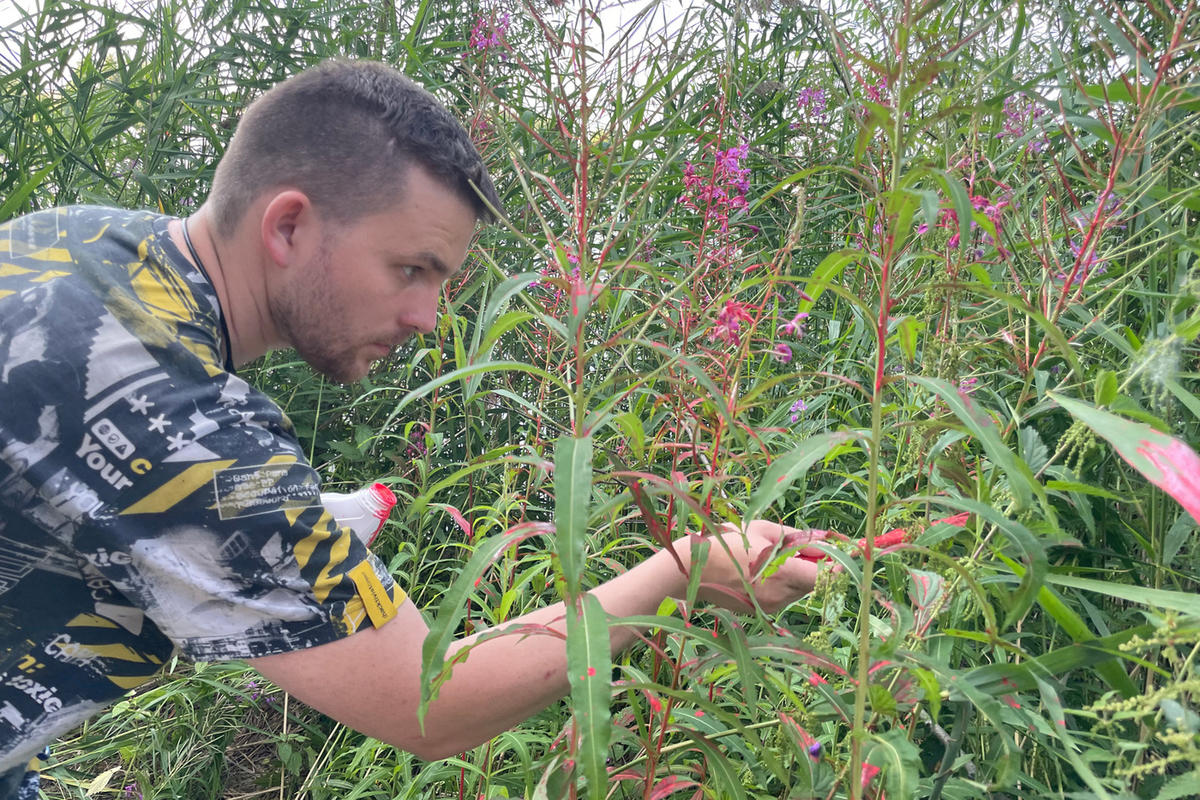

[403,287,441,335]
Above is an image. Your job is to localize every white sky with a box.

[0,0,695,63]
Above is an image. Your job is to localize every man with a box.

[0,59,824,794]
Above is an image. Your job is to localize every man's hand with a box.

[683,521,826,613]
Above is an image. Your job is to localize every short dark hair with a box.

[209,59,501,235]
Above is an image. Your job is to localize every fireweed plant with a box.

[3,0,1200,798]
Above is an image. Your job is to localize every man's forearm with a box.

[417,542,693,756]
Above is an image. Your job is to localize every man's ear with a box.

[260,190,316,270]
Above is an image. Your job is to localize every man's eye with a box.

[400,265,420,279]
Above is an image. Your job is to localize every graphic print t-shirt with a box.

[0,207,405,771]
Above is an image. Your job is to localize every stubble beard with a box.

[270,247,371,384]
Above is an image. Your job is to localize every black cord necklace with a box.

[181,217,236,373]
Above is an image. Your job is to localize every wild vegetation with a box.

[3,0,1200,797]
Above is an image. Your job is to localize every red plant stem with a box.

[1029,2,1190,374]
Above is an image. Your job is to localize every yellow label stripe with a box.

[121,460,236,515]
[348,561,397,628]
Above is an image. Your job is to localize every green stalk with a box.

[850,3,912,795]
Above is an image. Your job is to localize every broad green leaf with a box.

[894,315,921,362]
[611,412,646,463]
[866,728,920,800]
[1093,369,1118,406]
[908,568,945,633]
[566,593,611,800]
[912,376,1036,512]
[554,435,593,599]
[1050,393,1200,524]
[1158,770,1200,800]
[745,430,856,520]
[1164,512,1197,567]
[798,249,857,313]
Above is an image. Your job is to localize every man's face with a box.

[272,166,476,383]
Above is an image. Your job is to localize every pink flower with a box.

[998,94,1048,153]
[468,11,510,50]
[710,299,754,346]
[794,87,828,124]
[773,343,793,364]
[860,763,881,793]
[778,312,808,337]
[680,142,752,232]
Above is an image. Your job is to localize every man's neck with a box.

[169,206,281,367]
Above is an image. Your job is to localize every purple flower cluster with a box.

[468,11,510,50]
[682,143,751,232]
[998,94,1048,153]
[789,399,807,423]
[793,87,828,125]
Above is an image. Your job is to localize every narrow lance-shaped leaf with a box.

[554,434,593,600]
[745,431,856,521]
[912,376,1037,512]
[566,593,611,800]
[418,523,551,728]
[1050,392,1200,525]
[673,729,748,800]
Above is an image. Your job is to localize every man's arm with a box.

[250,522,823,760]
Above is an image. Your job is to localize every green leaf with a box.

[926,496,1046,629]
[672,729,747,800]
[745,431,856,521]
[1093,369,1118,406]
[361,361,573,442]
[611,412,646,463]
[1164,512,1197,567]
[908,568,945,632]
[1050,392,1200,524]
[912,376,1037,513]
[1157,769,1200,800]
[799,249,857,313]
[1034,675,1114,799]
[1000,554,1138,698]
[865,728,920,800]
[1047,573,1200,616]
[419,524,552,727]
[962,623,1153,697]
[566,593,612,800]
[554,435,594,599]
[894,316,922,362]
[0,158,64,219]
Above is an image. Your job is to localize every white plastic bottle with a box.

[320,482,397,547]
